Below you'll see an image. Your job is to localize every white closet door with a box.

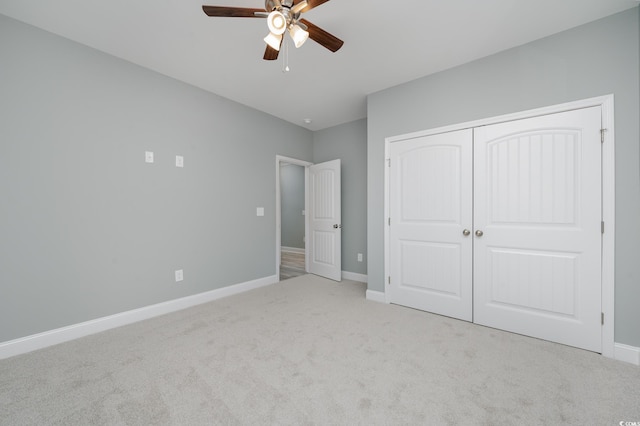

[309,159,342,282]
[473,106,602,352]
[388,129,473,321]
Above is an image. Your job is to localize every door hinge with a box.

[601,221,605,234]
[388,276,391,285]
[388,217,391,226]
[387,158,391,167]
[600,128,607,143]
[601,312,604,325]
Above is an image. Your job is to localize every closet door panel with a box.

[388,129,473,321]
[473,106,602,353]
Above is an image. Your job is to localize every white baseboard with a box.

[342,271,367,283]
[281,246,305,254]
[614,343,640,365]
[0,274,278,360]
[366,289,386,304]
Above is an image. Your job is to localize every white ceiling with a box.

[1,0,638,130]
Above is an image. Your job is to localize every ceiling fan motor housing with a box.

[266,0,295,11]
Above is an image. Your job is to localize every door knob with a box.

[475,230,484,237]
[463,229,471,236]
[333,224,342,229]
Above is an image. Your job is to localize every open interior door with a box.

[309,159,342,281]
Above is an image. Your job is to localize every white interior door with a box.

[473,106,602,352]
[388,129,473,321]
[309,159,341,281]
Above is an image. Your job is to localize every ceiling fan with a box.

[202,0,344,60]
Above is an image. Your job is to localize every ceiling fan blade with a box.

[202,6,265,18]
[292,0,330,14]
[299,19,343,52]
[263,42,282,60]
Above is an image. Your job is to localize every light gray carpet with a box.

[1,274,639,425]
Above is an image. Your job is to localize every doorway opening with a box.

[276,155,343,282]
[276,156,312,281]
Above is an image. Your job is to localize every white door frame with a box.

[276,155,313,282]
[384,95,615,358]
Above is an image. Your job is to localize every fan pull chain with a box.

[282,37,290,73]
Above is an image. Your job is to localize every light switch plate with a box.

[357,253,363,262]
[257,207,264,217]
[145,151,154,163]
[175,269,184,282]
[176,155,184,168]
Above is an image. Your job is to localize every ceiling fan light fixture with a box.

[202,2,344,60]
[267,10,287,35]
[289,24,309,48]
[264,32,283,51]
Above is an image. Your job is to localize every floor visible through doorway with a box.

[280,250,305,280]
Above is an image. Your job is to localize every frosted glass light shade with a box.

[264,32,282,51]
[267,11,287,35]
[289,24,309,48]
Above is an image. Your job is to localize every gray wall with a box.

[280,164,305,249]
[367,8,640,346]
[314,119,367,275]
[0,15,313,343]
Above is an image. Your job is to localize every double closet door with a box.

[388,107,603,353]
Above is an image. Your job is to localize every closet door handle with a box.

[475,230,484,237]
[463,229,471,236]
